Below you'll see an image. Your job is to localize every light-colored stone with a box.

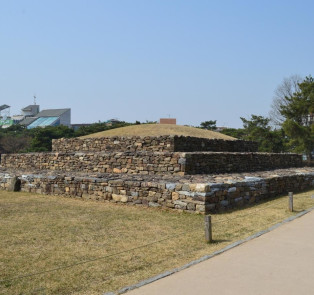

[195,183,211,192]
[228,187,237,193]
[174,200,187,206]
[172,192,179,201]
[121,196,128,203]
[149,202,161,207]
[196,204,205,212]
[112,194,122,202]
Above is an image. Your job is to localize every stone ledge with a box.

[1,168,313,214]
[52,136,258,153]
[1,151,303,175]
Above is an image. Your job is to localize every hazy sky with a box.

[1,0,313,127]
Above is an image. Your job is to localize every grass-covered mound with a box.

[82,124,236,140]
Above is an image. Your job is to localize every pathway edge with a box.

[104,206,314,295]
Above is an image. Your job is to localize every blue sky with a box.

[1,0,313,127]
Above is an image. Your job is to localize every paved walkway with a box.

[126,210,314,295]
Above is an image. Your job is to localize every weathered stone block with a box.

[112,194,122,202]
[120,196,128,203]
[149,202,161,207]
[196,204,205,212]
[187,203,196,210]
[220,200,229,207]
[171,192,179,201]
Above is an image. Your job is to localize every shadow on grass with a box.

[210,239,231,244]
[291,209,304,213]
[210,188,314,216]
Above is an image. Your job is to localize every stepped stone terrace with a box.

[0,135,313,214]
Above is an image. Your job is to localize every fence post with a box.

[8,176,21,192]
[289,192,293,212]
[205,215,212,243]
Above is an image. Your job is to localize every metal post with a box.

[205,215,212,243]
[289,192,293,212]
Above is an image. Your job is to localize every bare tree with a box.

[0,135,30,153]
[269,74,303,127]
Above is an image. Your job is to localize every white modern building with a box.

[19,107,71,129]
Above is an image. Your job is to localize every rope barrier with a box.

[1,194,313,284]
[0,223,203,283]
[212,198,289,225]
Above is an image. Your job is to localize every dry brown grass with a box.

[81,124,236,140]
[1,190,314,295]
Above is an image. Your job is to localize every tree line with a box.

[0,121,133,153]
[201,75,313,161]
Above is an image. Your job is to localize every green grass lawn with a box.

[1,190,313,295]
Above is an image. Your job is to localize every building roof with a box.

[19,117,37,126]
[159,118,177,125]
[27,117,60,129]
[22,105,38,112]
[36,108,70,117]
[0,104,10,111]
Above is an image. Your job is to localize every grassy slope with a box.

[1,190,313,295]
[81,124,236,140]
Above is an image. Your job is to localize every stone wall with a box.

[52,136,175,153]
[0,170,313,214]
[0,172,207,213]
[1,151,303,175]
[52,136,258,153]
[185,152,303,174]
[1,152,185,175]
[204,172,314,211]
[173,136,258,152]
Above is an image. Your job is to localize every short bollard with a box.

[205,215,212,243]
[289,192,293,212]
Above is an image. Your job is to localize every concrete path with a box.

[126,210,314,295]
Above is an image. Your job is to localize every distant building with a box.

[216,126,228,132]
[19,107,71,129]
[105,119,121,126]
[19,117,38,127]
[0,102,72,129]
[12,115,25,124]
[21,105,40,117]
[0,104,13,128]
[27,109,71,129]
[159,118,176,125]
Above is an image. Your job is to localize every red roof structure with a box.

[159,118,176,125]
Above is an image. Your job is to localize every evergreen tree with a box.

[200,120,217,130]
[240,115,287,152]
[280,76,314,161]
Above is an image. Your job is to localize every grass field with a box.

[1,190,314,295]
[81,124,236,140]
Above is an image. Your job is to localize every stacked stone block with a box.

[0,135,311,213]
[1,151,303,175]
[0,169,313,214]
[52,136,258,153]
